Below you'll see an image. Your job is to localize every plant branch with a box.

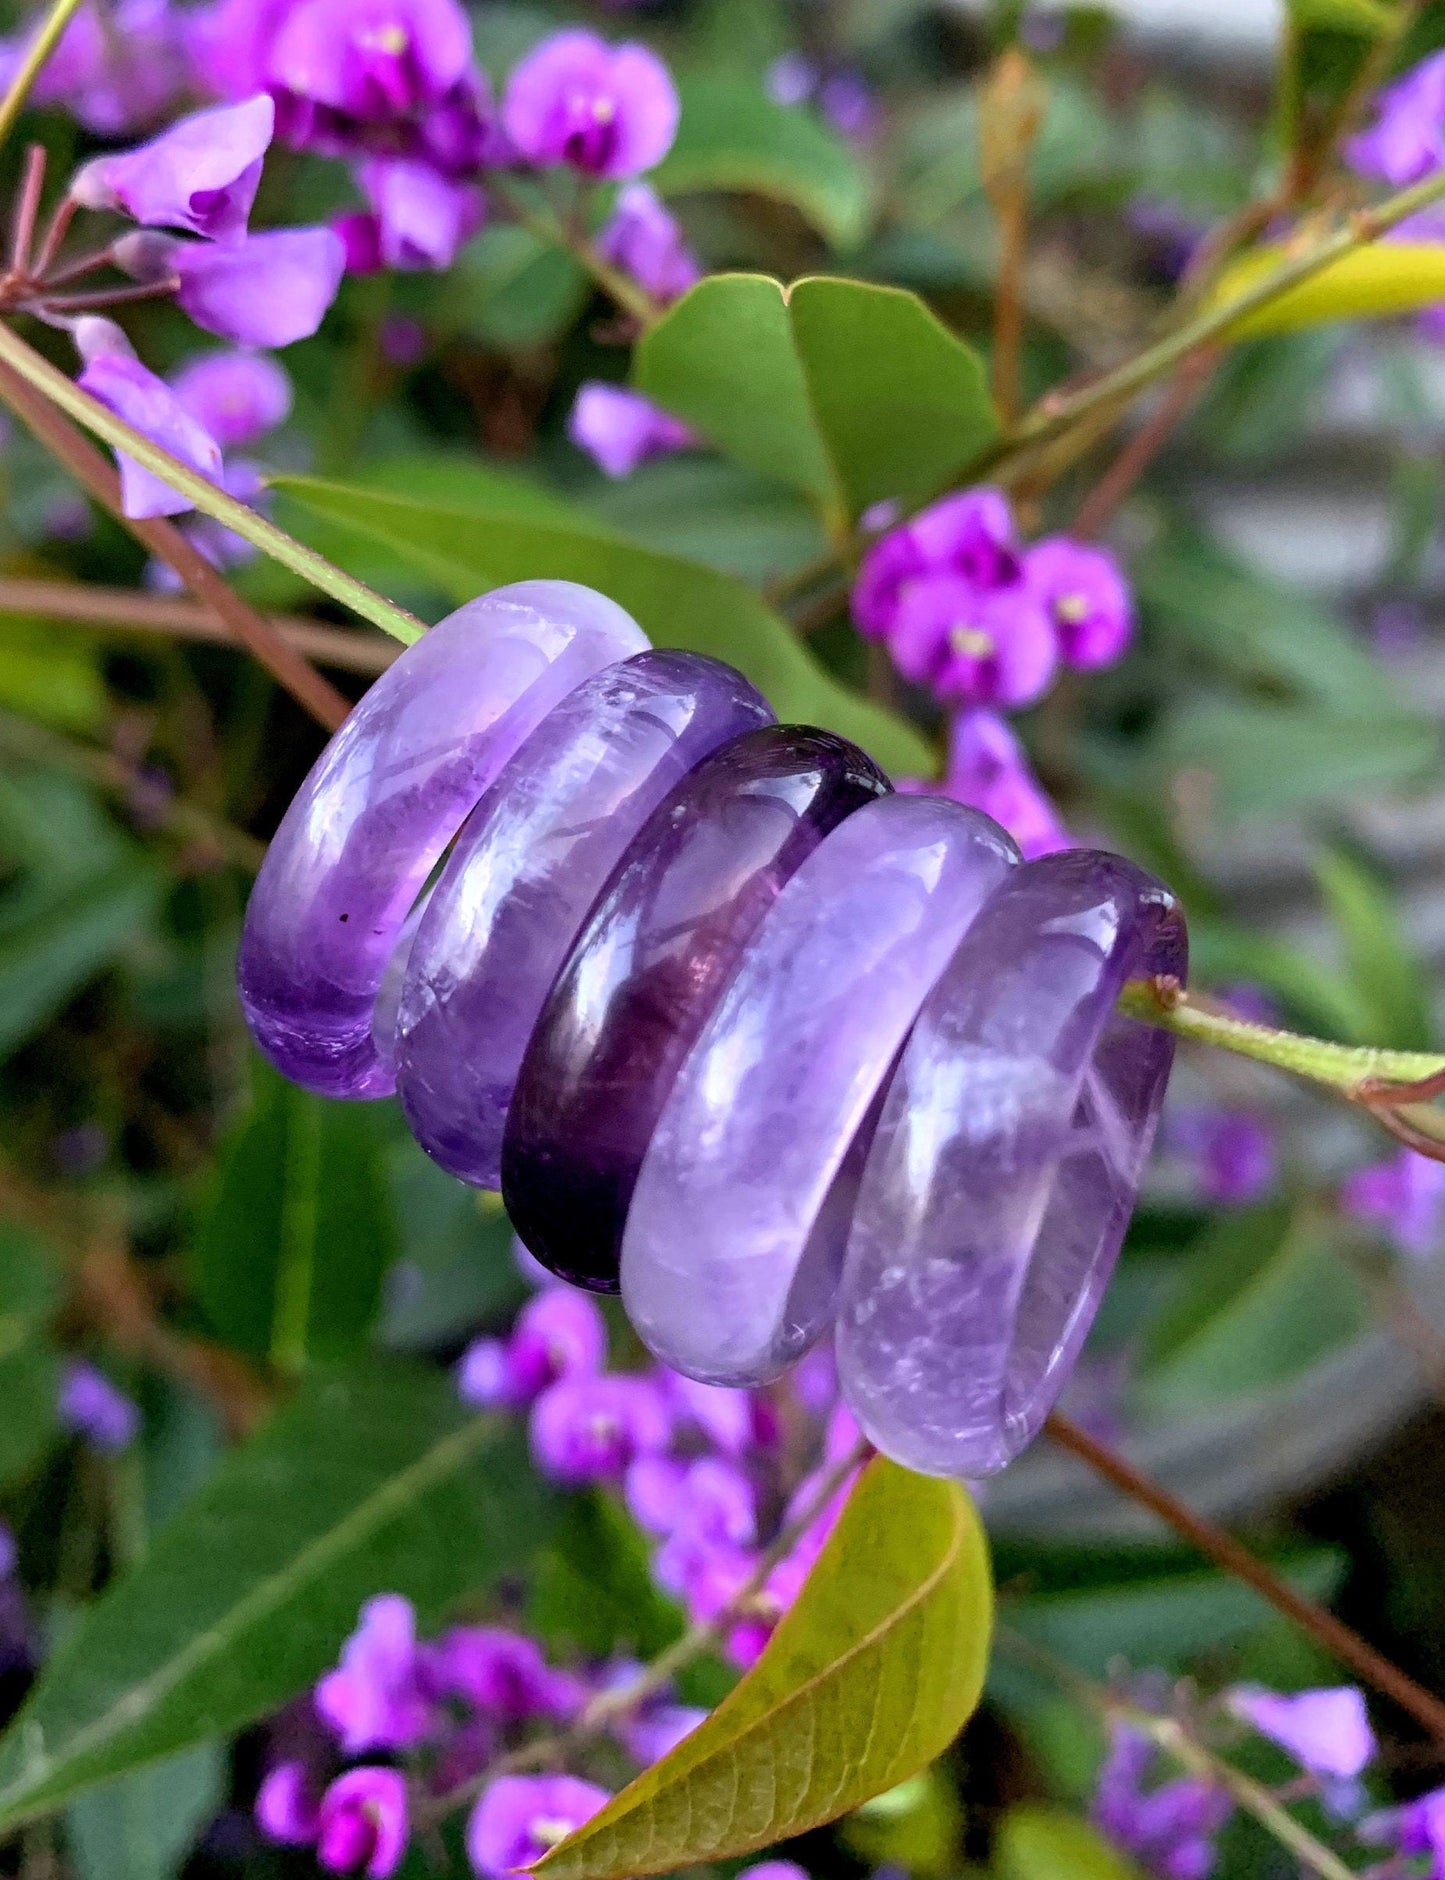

[1045,1411,1445,1741]
[0,319,425,647]
[1070,346,1218,538]
[491,178,663,329]
[0,354,353,729]
[0,0,87,153]
[0,575,397,674]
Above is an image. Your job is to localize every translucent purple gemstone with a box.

[501,724,891,1293]
[393,652,773,1188]
[621,795,1021,1387]
[237,581,647,1097]
[835,848,1187,1478]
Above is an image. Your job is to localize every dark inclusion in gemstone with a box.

[501,723,892,1292]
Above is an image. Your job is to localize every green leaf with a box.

[1314,848,1435,1052]
[1188,918,1370,1045]
[274,473,933,776]
[1285,0,1396,35]
[0,616,106,734]
[194,1059,397,1370]
[586,458,826,584]
[994,1805,1143,1880]
[536,1457,992,1880]
[635,273,997,519]
[0,1362,552,1831]
[1220,244,1445,341]
[0,1339,59,1489]
[66,1743,222,1880]
[1138,1206,1367,1410]
[654,76,870,248]
[0,1226,61,1362]
[528,1491,684,1662]
[381,1140,522,1350]
[444,226,590,350]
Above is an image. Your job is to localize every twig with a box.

[490,177,663,330]
[9,143,46,275]
[416,1437,873,1827]
[0,576,397,674]
[1045,1411,1445,1742]
[0,0,87,153]
[980,50,1044,429]
[0,319,425,648]
[0,354,353,729]
[1070,347,1218,539]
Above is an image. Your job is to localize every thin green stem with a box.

[491,176,663,328]
[0,0,86,153]
[0,320,425,645]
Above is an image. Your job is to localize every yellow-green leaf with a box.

[535,1457,993,1880]
[1218,244,1445,340]
[994,1805,1144,1880]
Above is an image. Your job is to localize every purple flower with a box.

[315,1594,432,1754]
[854,487,1022,637]
[75,320,225,522]
[1169,1108,1276,1207]
[1347,51,1445,186]
[466,1775,610,1878]
[427,1626,581,1722]
[0,1522,14,1581]
[256,1760,321,1845]
[914,709,1071,860]
[171,350,291,447]
[187,0,292,101]
[662,1370,756,1454]
[1,0,185,135]
[1092,1723,1231,1880]
[888,572,1058,708]
[1025,536,1134,669]
[1364,1784,1445,1867]
[765,53,817,108]
[1229,1685,1375,1780]
[596,183,699,304]
[653,1458,758,1597]
[567,384,690,478]
[818,72,877,142]
[617,1692,705,1765]
[740,1866,810,1880]
[458,1286,608,1410]
[1342,1147,1445,1258]
[624,1453,687,1534]
[267,0,472,120]
[72,94,274,241]
[57,1359,140,1450]
[502,30,679,180]
[357,157,484,269]
[118,227,346,347]
[529,1373,671,1485]
[316,1767,408,1878]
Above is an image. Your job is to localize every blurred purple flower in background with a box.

[530,1372,672,1484]
[1170,1108,1277,1207]
[256,1760,323,1845]
[1026,537,1135,669]
[316,1766,409,1877]
[427,1626,582,1723]
[912,709,1071,859]
[71,93,275,239]
[172,350,292,448]
[265,0,473,120]
[567,384,691,477]
[1347,50,1445,186]
[597,183,699,304]
[57,1359,140,1451]
[0,0,186,135]
[502,30,679,179]
[356,156,485,270]
[1230,1685,1375,1780]
[315,1594,433,1753]
[117,226,348,347]
[458,1285,607,1410]
[1342,1147,1445,1257]
[1092,1722,1231,1880]
[466,1773,611,1878]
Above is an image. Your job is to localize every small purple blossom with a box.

[652,1458,758,1598]
[663,1371,756,1454]
[529,1373,671,1485]
[1347,50,1445,187]
[1092,1723,1231,1880]
[458,1286,608,1410]
[357,157,484,270]
[624,1453,687,1534]
[316,1767,408,1878]
[466,1774,611,1879]
[118,227,347,348]
[1170,1108,1276,1207]
[1342,1147,1445,1258]
[1026,536,1134,669]
[596,183,699,304]
[0,0,185,135]
[267,0,473,120]
[427,1626,581,1722]
[1229,1685,1376,1780]
[256,1760,321,1845]
[1363,1784,1445,1869]
[739,1865,811,1880]
[75,320,225,521]
[913,709,1071,860]
[888,572,1058,708]
[0,1522,14,1581]
[71,94,275,241]
[502,31,680,180]
[315,1594,432,1754]
[568,384,691,478]
[57,1359,140,1450]
[171,350,291,447]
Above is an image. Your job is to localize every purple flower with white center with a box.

[1229,1685,1375,1779]
[117,227,347,348]
[316,1767,408,1878]
[267,0,473,120]
[1347,50,1445,186]
[256,1760,321,1845]
[596,183,699,304]
[71,94,274,242]
[853,488,1022,640]
[57,1359,140,1450]
[886,572,1057,708]
[1170,1107,1276,1207]
[314,1594,432,1753]
[465,1774,611,1879]
[75,320,224,522]
[358,157,484,270]
[915,709,1071,860]
[1342,1147,1445,1258]
[567,384,691,478]
[458,1286,608,1410]
[529,1373,671,1485]
[1092,1723,1231,1880]
[1025,536,1134,669]
[427,1626,581,1722]
[502,30,680,180]
[171,350,291,448]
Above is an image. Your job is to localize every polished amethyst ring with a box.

[238,580,1187,1476]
